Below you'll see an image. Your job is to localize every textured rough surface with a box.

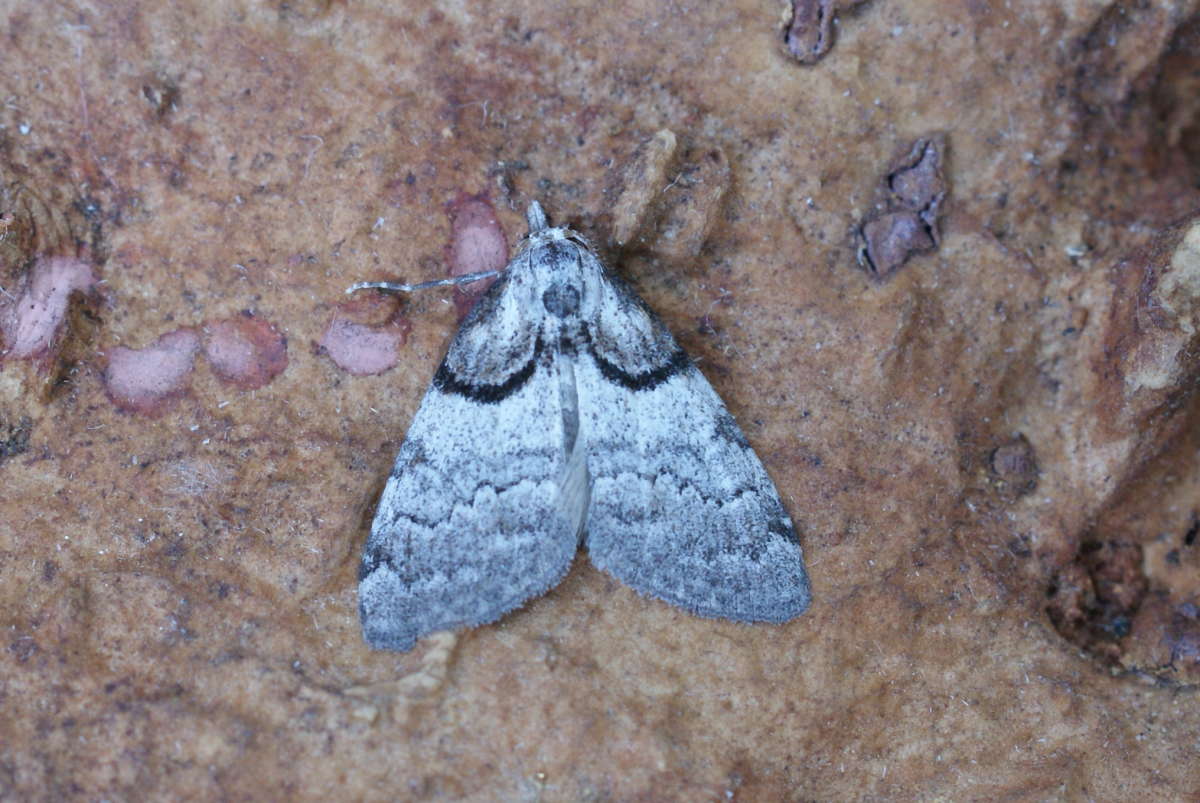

[858,134,947,278]
[2,1,1200,800]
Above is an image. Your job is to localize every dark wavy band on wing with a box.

[586,341,691,391]
[433,337,543,403]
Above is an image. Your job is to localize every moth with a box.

[350,202,811,651]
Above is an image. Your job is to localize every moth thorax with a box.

[542,282,581,318]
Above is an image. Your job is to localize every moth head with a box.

[522,201,594,253]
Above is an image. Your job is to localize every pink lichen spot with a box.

[203,314,289,390]
[318,297,411,376]
[0,256,95,360]
[445,192,508,318]
[103,329,200,415]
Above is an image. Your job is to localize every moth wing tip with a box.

[361,621,420,652]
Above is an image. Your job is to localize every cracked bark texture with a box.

[2,1,1200,799]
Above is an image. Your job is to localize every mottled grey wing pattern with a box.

[356,202,811,651]
[577,271,811,622]
[357,275,579,651]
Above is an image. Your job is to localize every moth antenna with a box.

[526,200,549,234]
[345,269,500,296]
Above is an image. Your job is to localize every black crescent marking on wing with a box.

[433,337,543,403]
[586,338,691,391]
